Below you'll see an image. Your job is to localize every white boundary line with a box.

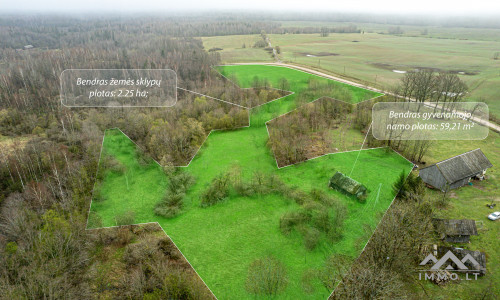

[85,128,220,298]
[213,63,385,96]
[264,96,379,170]
[85,64,413,300]
[207,66,295,109]
[85,131,106,229]
[327,163,414,300]
[177,87,247,109]
[86,221,218,299]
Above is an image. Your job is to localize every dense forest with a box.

[0,16,248,298]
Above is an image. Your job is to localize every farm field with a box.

[88,65,412,299]
[202,32,500,120]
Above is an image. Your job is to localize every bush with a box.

[279,210,309,234]
[245,256,288,296]
[123,238,157,266]
[286,189,309,205]
[326,200,347,241]
[200,172,230,207]
[155,205,181,219]
[168,172,195,194]
[155,198,182,218]
[135,148,151,166]
[102,154,126,174]
[253,39,267,48]
[234,172,288,197]
[279,188,348,249]
[299,225,321,251]
[154,171,195,218]
[393,170,425,201]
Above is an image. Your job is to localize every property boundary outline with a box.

[83,64,415,300]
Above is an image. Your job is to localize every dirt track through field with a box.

[230,62,500,133]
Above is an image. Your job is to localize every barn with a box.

[419,148,492,192]
[432,218,478,243]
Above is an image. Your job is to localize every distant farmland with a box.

[202,31,500,120]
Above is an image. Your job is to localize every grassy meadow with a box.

[203,31,500,119]
[88,65,412,299]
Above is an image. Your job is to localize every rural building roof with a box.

[438,246,486,274]
[432,219,478,236]
[329,171,368,201]
[421,148,492,183]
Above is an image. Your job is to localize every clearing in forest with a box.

[88,65,411,299]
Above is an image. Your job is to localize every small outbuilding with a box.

[419,148,492,192]
[329,171,368,202]
[432,218,478,243]
[437,246,486,275]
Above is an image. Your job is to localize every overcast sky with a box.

[1,0,499,15]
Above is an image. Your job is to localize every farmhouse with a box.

[432,218,478,243]
[419,148,492,191]
[329,171,368,202]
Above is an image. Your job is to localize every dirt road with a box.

[229,62,500,133]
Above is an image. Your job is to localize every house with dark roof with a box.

[432,218,478,243]
[419,148,492,191]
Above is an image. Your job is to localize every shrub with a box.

[115,227,134,246]
[123,238,157,266]
[234,172,288,198]
[245,256,288,296]
[102,154,126,174]
[155,204,181,219]
[393,170,425,201]
[326,200,347,241]
[155,192,183,218]
[154,171,195,218]
[253,39,267,48]
[200,172,230,207]
[285,189,309,205]
[280,188,348,249]
[168,172,195,194]
[299,225,321,251]
[5,241,18,255]
[135,148,151,166]
[234,180,256,197]
[279,210,309,234]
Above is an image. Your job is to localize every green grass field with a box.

[203,32,500,119]
[89,65,412,299]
